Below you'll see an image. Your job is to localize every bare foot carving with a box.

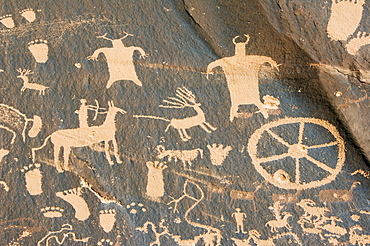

[56,187,90,221]
[28,39,49,63]
[327,0,365,41]
[146,161,167,201]
[20,9,36,23]
[346,32,370,55]
[0,15,15,28]
[41,207,64,218]
[99,209,116,232]
[21,163,42,195]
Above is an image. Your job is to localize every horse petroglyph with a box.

[156,145,203,168]
[266,201,292,233]
[56,187,90,221]
[88,32,147,88]
[146,161,167,201]
[17,69,49,95]
[207,34,279,121]
[21,163,43,196]
[318,181,360,210]
[32,101,124,172]
[327,0,365,41]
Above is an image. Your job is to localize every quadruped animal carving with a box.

[32,101,125,172]
[207,34,279,121]
[229,183,263,210]
[156,145,203,168]
[266,201,292,233]
[318,181,361,210]
[17,68,49,95]
[134,87,216,141]
[88,32,147,88]
[232,230,302,246]
[248,117,345,190]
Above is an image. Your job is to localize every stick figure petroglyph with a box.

[232,208,247,233]
[32,101,125,172]
[88,32,147,88]
[207,34,279,121]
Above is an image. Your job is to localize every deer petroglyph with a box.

[17,68,49,95]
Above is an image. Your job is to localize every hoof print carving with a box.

[0,15,15,28]
[20,8,36,23]
[28,39,49,63]
[21,163,42,195]
[41,206,64,218]
[126,202,146,214]
[99,209,116,232]
[97,239,114,245]
[56,187,90,221]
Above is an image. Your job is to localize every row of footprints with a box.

[0,8,38,28]
[18,164,119,232]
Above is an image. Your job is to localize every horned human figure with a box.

[88,32,147,88]
[32,101,125,172]
[207,34,279,121]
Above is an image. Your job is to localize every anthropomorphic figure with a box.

[207,34,279,121]
[232,208,247,233]
[88,32,147,88]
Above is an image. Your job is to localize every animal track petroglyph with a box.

[28,39,49,63]
[146,161,167,201]
[56,187,90,221]
[0,15,15,29]
[99,209,116,233]
[126,202,146,214]
[21,163,42,195]
[41,207,64,218]
[207,144,232,166]
[97,239,114,245]
[20,9,36,23]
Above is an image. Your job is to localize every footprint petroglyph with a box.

[0,15,15,29]
[20,9,36,23]
[56,187,90,221]
[41,207,64,218]
[327,0,365,41]
[28,39,49,63]
[207,144,232,166]
[346,31,370,55]
[99,209,116,233]
[21,163,42,196]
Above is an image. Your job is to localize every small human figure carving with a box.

[207,144,232,166]
[99,209,116,232]
[21,163,42,196]
[74,99,104,128]
[20,8,36,23]
[207,34,279,121]
[17,68,49,95]
[266,201,292,233]
[232,208,247,233]
[327,0,365,41]
[28,39,49,63]
[0,15,15,28]
[156,145,203,168]
[146,161,167,201]
[88,32,147,88]
[56,187,90,221]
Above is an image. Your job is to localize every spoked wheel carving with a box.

[247,118,345,190]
